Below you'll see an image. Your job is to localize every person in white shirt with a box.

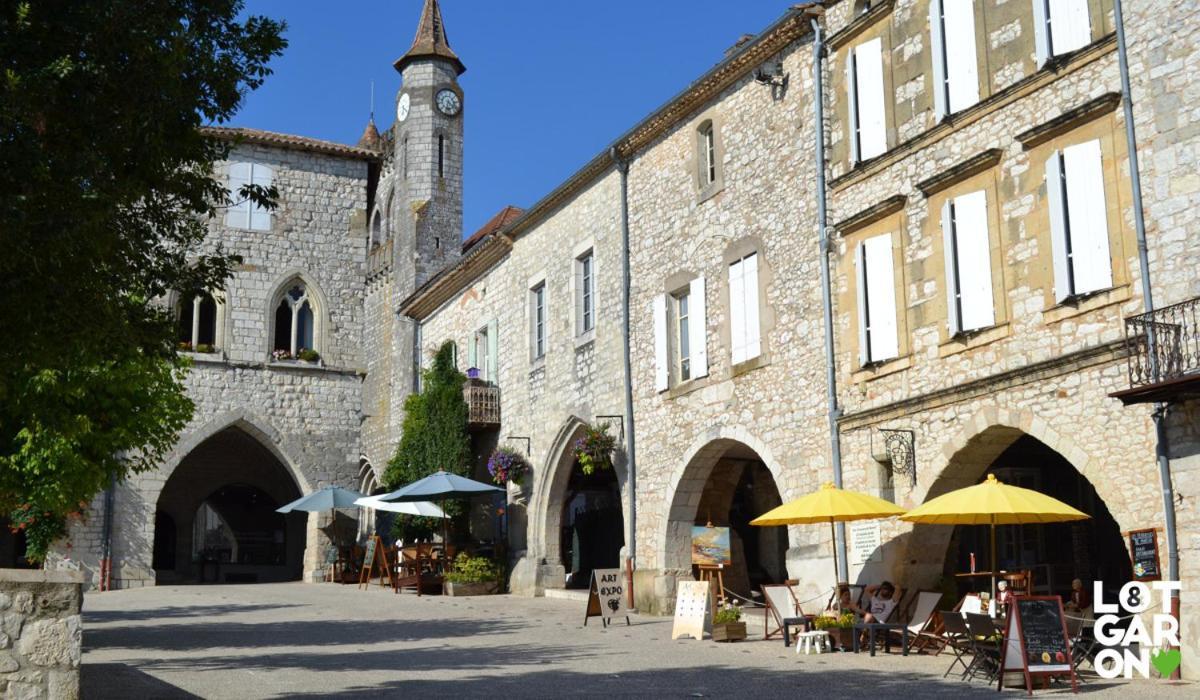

[862,581,901,623]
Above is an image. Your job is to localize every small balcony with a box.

[1113,296,1200,405]
[463,379,501,430]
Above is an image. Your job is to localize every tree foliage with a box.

[0,0,286,559]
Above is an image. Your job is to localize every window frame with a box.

[177,291,224,352]
[530,281,547,361]
[577,251,595,336]
[674,289,692,382]
[226,161,274,232]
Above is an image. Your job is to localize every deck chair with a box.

[890,590,943,652]
[762,583,801,641]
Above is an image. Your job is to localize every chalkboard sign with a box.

[584,568,631,628]
[1128,528,1161,581]
[999,595,1077,694]
[357,535,394,590]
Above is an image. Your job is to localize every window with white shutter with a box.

[941,190,995,335]
[688,276,709,379]
[729,254,762,365]
[847,38,887,164]
[1033,0,1091,67]
[575,250,595,336]
[855,234,900,365]
[930,0,980,121]
[1046,139,1112,302]
[530,282,546,361]
[226,162,273,231]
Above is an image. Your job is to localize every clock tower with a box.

[392,0,465,291]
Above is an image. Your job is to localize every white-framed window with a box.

[700,121,717,186]
[530,282,546,361]
[273,283,316,357]
[728,254,761,365]
[855,234,900,365]
[846,37,888,164]
[1046,139,1112,302]
[1033,0,1092,67]
[469,320,499,384]
[653,276,708,392]
[676,290,692,381]
[177,292,222,351]
[226,162,273,231]
[929,0,980,121]
[941,190,995,335]
[575,250,595,336]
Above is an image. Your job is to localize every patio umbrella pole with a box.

[830,518,841,585]
[990,516,997,601]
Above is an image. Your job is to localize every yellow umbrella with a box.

[900,473,1090,597]
[751,482,907,584]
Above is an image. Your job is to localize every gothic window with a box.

[371,210,383,249]
[385,194,393,241]
[273,283,316,358]
[177,292,220,352]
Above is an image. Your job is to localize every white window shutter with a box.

[573,259,585,336]
[855,38,888,160]
[226,162,250,228]
[943,0,980,113]
[1032,0,1050,67]
[941,200,961,336]
[855,243,870,366]
[1051,0,1091,56]
[728,259,746,364]
[487,319,499,384]
[1046,150,1072,302]
[653,294,669,392]
[929,0,948,122]
[1063,139,1112,295]
[467,332,478,370]
[953,190,995,331]
[688,276,708,379]
[249,164,273,231]
[743,254,761,361]
[846,50,860,164]
[864,234,900,362]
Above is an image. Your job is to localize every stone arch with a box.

[264,269,333,358]
[657,425,787,572]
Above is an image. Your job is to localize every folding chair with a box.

[965,613,1002,683]
[939,611,973,679]
[762,583,802,642]
[891,591,943,652]
[1065,615,1096,681]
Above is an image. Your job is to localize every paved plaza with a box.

[80,583,1193,698]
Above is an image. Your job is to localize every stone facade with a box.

[0,569,83,700]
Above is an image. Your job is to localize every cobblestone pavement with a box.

[82,583,1193,698]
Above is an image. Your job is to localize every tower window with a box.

[403,138,409,180]
[438,135,445,179]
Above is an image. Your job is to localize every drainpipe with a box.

[1114,0,1180,673]
[610,146,638,607]
[810,18,849,585]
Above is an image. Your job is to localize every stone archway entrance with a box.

[664,439,788,600]
[153,426,305,584]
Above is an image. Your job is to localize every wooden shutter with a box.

[487,319,499,384]
[943,0,980,113]
[728,258,746,364]
[1046,150,1072,302]
[854,243,870,366]
[742,254,761,361]
[226,162,251,228]
[1051,0,1091,56]
[941,200,961,335]
[653,294,669,392]
[855,38,887,160]
[689,276,709,379]
[1063,139,1112,295]
[249,164,273,231]
[1032,0,1050,67]
[953,190,995,331]
[929,0,948,121]
[863,234,899,362]
[846,49,860,164]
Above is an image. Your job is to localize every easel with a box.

[697,564,727,608]
[357,535,395,590]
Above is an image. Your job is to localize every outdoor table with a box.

[781,616,810,647]
[852,622,909,656]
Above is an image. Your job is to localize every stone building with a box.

[49,0,1200,674]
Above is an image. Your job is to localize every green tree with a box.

[385,342,471,541]
[0,1,286,560]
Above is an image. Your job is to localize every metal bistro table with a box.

[852,622,909,656]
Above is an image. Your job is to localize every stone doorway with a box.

[559,462,623,589]
[153,426,305,584]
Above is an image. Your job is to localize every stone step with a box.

[543,587,590,602]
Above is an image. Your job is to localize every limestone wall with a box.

[0,569,82,700]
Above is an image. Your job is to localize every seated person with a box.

[824,584,863,619]
[862,581,902,623]
[1065,578,1092,615]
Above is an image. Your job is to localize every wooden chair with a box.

[393,546,424,596]
[762,583,803,642]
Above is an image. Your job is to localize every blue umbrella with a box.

[377,471,502,503]
[276,486,365,513]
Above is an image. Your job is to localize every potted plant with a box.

[443,553,502,596]
[573,422,617,475]
[712,602,746,642]
[466,367,481,380]
[271,349,293,362]
[177,341,193,352]
[812,611,856,650]
[194,343,216,354]
[297,348,321,363]
[487,446,531,486]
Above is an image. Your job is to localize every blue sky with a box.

[237,1,787,237]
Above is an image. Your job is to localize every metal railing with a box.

[463,382,501,427]
[1125,296,1200,387]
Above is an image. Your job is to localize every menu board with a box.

[584,568,631,627]
[671,581,712,640]
[999,596,1076,693]
[1129,529,1161,581]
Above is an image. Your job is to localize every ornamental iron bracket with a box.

[595,415,625,443]
[875,428,916,487]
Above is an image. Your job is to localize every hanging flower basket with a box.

[573,422,617,476]
[487,446,531,486]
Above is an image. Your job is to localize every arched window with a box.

[178,292,220,352]
[371,210,383,249]
[438,135,445,179]
[273,283,316,358]
[385,194,393,242]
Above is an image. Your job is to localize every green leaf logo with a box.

[1151,648,1181,678]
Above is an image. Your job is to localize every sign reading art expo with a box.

[584,568,631,628]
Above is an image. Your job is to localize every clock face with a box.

[436,89,461,116]
[396,93,411,122]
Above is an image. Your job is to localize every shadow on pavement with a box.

[84,602,304,624]
[82,663,202,699]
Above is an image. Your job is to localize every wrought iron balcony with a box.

[463,379,500,429]
[1114,296,1200,404]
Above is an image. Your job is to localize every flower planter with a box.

[712,621,747,642]
[827,627,854,650]
[444,580,499,596]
